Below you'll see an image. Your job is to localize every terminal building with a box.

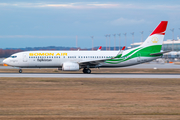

[130,37,180,60]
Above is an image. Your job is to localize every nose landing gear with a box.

[83,68,91,74]
[19,69,22,73]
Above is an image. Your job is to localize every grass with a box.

[0,78,180,120]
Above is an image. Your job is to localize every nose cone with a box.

[3,59,9,65]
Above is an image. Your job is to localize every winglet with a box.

[122,46,125,50]
[115,46,126,58]
[97,46,102,51]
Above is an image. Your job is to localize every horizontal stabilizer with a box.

[150,51,171,56]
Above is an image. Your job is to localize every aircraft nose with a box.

[3,58,9,65]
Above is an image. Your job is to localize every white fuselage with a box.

[3,50,158,69]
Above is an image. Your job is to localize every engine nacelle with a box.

[62,62,79,71]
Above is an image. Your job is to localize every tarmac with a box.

[0,58,180,78]
[0,73,180,78]
[0,63,180,69]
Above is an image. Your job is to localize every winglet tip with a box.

[122,46,125,50]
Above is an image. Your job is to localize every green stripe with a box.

[105,45,162,64]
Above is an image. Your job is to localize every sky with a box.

[0,0,180,49]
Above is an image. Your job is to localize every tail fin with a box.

[140,21,168,53]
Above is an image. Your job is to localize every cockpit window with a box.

[11,56,17,58]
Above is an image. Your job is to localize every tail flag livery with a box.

[141,21,168,54]
[105,21,168,65]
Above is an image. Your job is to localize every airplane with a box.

[3,21,169,74]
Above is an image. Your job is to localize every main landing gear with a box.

[83,68,91,74]
[19,69,22,73]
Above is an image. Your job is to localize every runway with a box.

[0,63,180,69]
[0,73,180,78]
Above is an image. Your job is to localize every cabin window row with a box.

[28,56,131,59]
[78,56,113,58]
[29,56,61,58]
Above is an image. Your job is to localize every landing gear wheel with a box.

[83,68,87,73]
[83,68,91,74]
[19,69,22,73]
[86,69,91,74]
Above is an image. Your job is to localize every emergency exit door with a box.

[23,53,28,62]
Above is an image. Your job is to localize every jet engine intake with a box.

[62,62,79,71]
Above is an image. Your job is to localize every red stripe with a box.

[98,46,102,49]
[150,21,168,36]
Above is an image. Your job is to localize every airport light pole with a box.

[170,28,174,51]
[131,32,134,48]
[140,31,143,43]
[113,34,116,50]
[124,33,127,49]
[91,36,94,50]
[105,34,108,51]
[179,28,180,39]
[76,35,78,48]
[117,33,121,50]
[109,34,111,50]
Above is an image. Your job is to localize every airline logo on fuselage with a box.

[29,53,67,56]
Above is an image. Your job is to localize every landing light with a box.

[3,64,8,66]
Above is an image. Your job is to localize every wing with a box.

[78,46,126,67]
[78,58,112,66]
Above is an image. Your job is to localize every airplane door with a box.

[23,53,28,62]
[137,53,141,62]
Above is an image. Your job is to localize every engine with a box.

[62,62,80,71]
